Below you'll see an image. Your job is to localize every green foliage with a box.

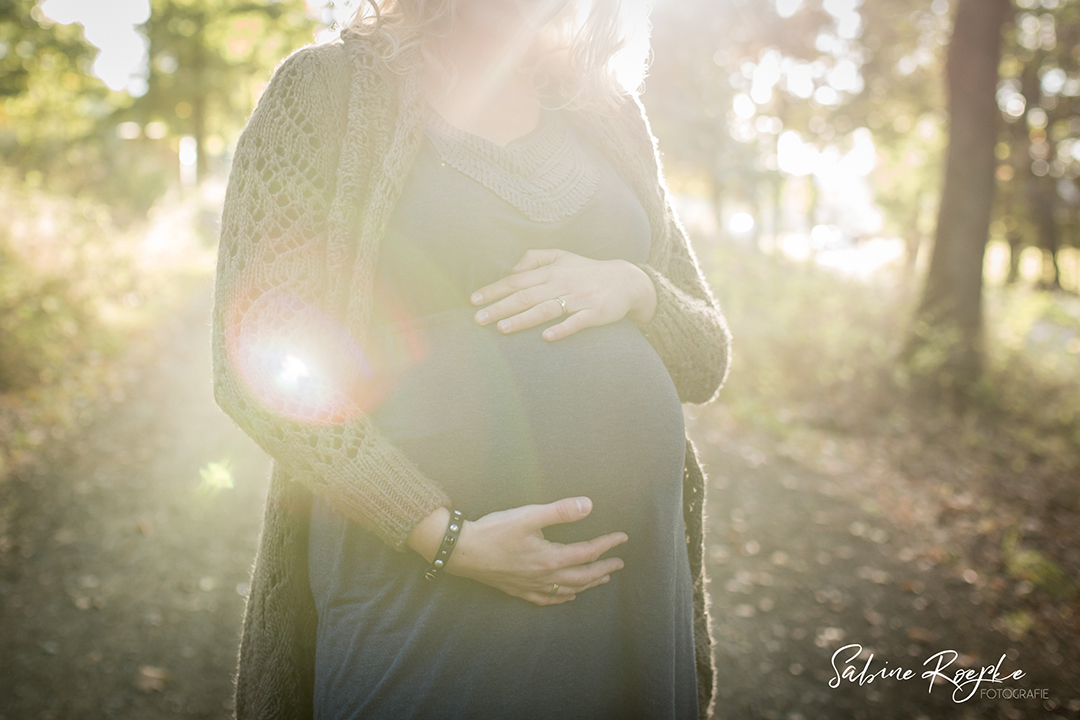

[901,316,965,385]
[871,112,945,246]
[703,228,1080,467]
[0,0,319,213]
[648,0,1080,396]
[646,0,947,229]
[997,609,1034,640]
[0,171,128,395]
[970,284,1080,467]
[0,0,96,99]
[1002,528,1078,600]
[0,244,99,393]
[993,0,1080,260]
[703,238,908,436]
[0,170,202,472]
[0,1,120,187]
[0,1,324,475]
[130,0,317,179]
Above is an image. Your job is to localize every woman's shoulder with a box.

[262,31,399,112]
[268,39,352,95]
[565,89,657,167]
[245,39,362,141]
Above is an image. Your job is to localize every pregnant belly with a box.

[365,305,686,544]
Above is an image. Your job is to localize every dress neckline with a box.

[422,102,553,152]
[420,101,599,224]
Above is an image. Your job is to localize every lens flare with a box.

[279,355,310,385]
[223,285,430,426]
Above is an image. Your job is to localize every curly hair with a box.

[343,0,651,115]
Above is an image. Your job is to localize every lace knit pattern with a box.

[422,104,599,223]
[214,30,733,720]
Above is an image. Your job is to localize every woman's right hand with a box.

[406,498,628,606]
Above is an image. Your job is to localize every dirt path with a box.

[1,279,1076,719]
[0,277,271,719]
[692,417,1080,719]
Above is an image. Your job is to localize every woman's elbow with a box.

[212,372,243,428]
[210,341,247,424]
[680,313,733,406]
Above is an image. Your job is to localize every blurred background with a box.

[1,0,1078,718]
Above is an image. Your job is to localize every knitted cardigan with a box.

[212,29,733,720]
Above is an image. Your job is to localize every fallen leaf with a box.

[734,604,756,618]
[906,627,937,644]
[135,666,169,693]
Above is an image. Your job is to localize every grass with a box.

[700,233,1080,480]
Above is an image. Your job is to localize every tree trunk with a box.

[903,208,921,282]
[901,0,1011,403]
[1041,248,1062,289]
[1029,178,1062,289]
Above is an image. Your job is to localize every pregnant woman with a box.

[211,1,733,719]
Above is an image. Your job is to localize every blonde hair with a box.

[343,0,651,115]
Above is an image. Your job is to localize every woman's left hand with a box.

[469,249,658,341]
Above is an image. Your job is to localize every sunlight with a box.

[7,0,1080,714]
[279,355,311,386]
[198,460,235,492]
[750,50,783,105]
[777,130,817,176]
[40,0,151,96]
[225,288,374,425]
[611,4,653,94]
[777,231,905,280]
[728,212,756,236]
[775,0,804,18]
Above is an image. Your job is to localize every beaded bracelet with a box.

[424,509,464,581]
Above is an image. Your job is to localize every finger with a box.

[555,531,630,566]
[521,590,576,606]
[541,307,599,342]
[551,556,625,586]
[494,297,566,335]
[470,267,549,308]
[477,282,558,329]
[510,248,562,273]
[581,574,612,592]
[563,574,611,595]
[532,580,576,598]
[523,496,593,530]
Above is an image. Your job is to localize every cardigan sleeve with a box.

[212,44,451,551]
[626,104,733,405]
[632,215,733,406]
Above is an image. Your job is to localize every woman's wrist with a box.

[624,261,658,325]
[406,506,450,563]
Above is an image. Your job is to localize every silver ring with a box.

[548,583,560,596]
[554,297,568,316]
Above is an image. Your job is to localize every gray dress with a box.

[308,102,698,720]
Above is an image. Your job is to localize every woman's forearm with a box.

[406,498,626,607]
